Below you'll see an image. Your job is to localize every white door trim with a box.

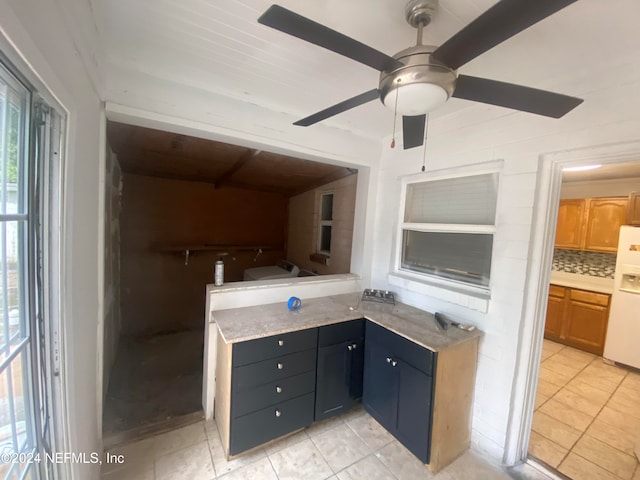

[503,140,640,466]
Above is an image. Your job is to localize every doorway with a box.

[525,154,640,479]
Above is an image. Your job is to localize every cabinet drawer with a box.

[549,285,566,298]
[233,349,316,391]
[233,328,318,367]
[230,392,315,455]
[366,321,435,376]
[570,289,609,306]
[232,371,316,418]
[318,319,365,347]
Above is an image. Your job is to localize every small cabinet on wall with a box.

[628,191,640,225]
[555,197,628,252]
[544,285,611,355]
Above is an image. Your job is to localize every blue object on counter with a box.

[287,296,302,311]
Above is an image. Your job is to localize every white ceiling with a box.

[87,0,640,141]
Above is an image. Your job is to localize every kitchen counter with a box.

[213,292,482,352]
[550,271,615,294]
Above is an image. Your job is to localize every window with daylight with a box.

[318,193,333,255]
[397,172,499,290]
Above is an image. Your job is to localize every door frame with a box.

[504,139,640,466]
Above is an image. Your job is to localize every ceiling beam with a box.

[290,167,358,197]
[215,149,261,189]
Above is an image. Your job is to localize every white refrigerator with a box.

[604,225,640,368]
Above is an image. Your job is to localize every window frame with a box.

[317,192,334,256]
[394,164,501,296]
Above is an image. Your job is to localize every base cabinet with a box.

[315,320,365,421]
[544,285,610,355]
[363,322,435,463]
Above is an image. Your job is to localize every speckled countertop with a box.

[213,293,482,352]
[550,271,614,294]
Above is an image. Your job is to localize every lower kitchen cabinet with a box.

[544,284,610,355]
[315,319,364,421]
[363,322,434,463]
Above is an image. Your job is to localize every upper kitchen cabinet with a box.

[584,198,628,252]
[555,197,628,252]
[627,191,640,225]
[555,199,587,249]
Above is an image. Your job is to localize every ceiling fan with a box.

[258,0,583,149]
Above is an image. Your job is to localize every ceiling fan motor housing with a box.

[379,45,457,115]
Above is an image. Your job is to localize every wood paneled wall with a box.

[287,174,357,275]
[120,174,287,337]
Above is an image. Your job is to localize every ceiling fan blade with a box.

[294,89,380,126]
[258,5,402,72]
[402,115,426,150]
[452,75,583,118]
[432,0,579,70]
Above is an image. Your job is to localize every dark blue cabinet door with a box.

[362,339,398,431]
[396,360,432,463]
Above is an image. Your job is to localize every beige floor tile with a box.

[534,393,549,410]
[539,365,574,387]
[597,406,640,436]
[542,340,565,356]
[207,425,266,477]
[539,398,595,432]
[217,456,277,480]
[527,431,568,468]
[558,452,622,480]
[305,415,344,438]
[574,370,622,394]
[375,440,434,480]
[573,434,638,480]
[542,358,582,379]
[621,372,640,392]
[531,411,582,449]
[565,377,614,405]
[582,360,628,383]
[311,423,371,473]
[101,462,154,480]
[154,422,207,457]
[607,386,640,418]
[556,346,596,363]
[336,455,396,480]
[269,438,333,480]
[553,387,606,417]
[346,414,395,451]
[634,465,640,480]
[102,436,155,475]
[536,379,562,398]
[586,417,639,456]
[263,429,308,456]
[155,440,215,480]
[443,450,511,480]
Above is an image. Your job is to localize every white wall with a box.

[366,52,640,463]
[0,1,103,479]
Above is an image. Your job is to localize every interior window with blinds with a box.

[399,172,499,289]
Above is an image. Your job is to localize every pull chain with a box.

[421,113,430,172]
[390,79,401,148]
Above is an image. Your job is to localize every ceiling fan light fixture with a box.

[383,82,448,115]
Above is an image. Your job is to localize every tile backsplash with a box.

[552,249,617,278]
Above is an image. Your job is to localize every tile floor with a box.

[529,339,640,480]
[101,406,517,480]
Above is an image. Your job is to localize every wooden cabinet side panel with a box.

[428,338,479,473]
[544,295,565,341]
[214,332,233,457]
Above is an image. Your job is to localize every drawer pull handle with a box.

[275,386,282,393]
[347,343,358,351]
[386,357,392,363]
[386,357,398,367]
[277,362,284,370]
[275,409,282,418]
[278,339,284,347]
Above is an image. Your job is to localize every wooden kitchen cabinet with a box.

[584,197,628,252]
[555,197,627,252]
[544,285,566,341]
[544,285,610,355]
[627,191,640,225]
[555,199,586,249]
